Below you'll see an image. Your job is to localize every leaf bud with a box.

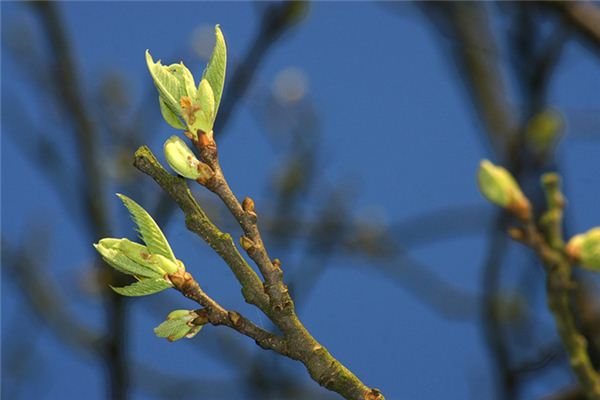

[239,236,254,252]
[95,238,164,279]
[116,238,153,265]
[477,160,531,220]
[164,135,213,180]
[566,228,600,271]
[154,309,204,342]
[147,253,181,275]
[242,197,255,213]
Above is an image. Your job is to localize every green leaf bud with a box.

[164,135,213,181]
[94,239,163,279]
[146,51,206,133]
[566,227,600,271]
[116,238,153,265]
[146,253,180,275]
[178,79,215,138]
[147,26,228,137]
[154,309,204,342]
[477,160,531,220]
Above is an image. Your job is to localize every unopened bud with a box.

[566,228,600,271]
[164,135,213,180]
[154,309,204,342]
[239,236,254,251]
[477,160,531,220]
[242,197,255,213]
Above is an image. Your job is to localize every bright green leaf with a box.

[194,79,215,133]
[116,239,154,266]
[111,278,172,297]
[94,244,164,279]
[116,194,176,261]
[154,318,191,341]
[146,253,179,275]
[146,50,184,116]
[169,63,197,99]
[201,25,227,117]
[159,97,186,130]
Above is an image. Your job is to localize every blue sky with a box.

[2,2,600,400]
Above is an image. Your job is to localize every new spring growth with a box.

[154,309,205,342]
[566,227,600,271]
[94,194,186,296]
[164,135,213,182]
[478,160,531,220]
[146,25,227,140]
[95,238,178,276]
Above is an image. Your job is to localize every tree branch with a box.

[133,146,269,311]
[133,146,383,400]
[168,268,288,354]
[511,175,600,399]
[551,1,600,55]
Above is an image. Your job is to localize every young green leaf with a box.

[111,278,172,297]
[146,51,184,116]
[94,244,164,279]
[168,63,197,99]
[154,310,204,341]
[146,253,180,275]
[159,97,186,130]
[116,239,154,266]
[154,318,191,341]
[116,194,176,261]
[194,79,215,133]
[201,25,227,116]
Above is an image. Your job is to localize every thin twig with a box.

[134,146,384,400]
[511,175,600,399]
